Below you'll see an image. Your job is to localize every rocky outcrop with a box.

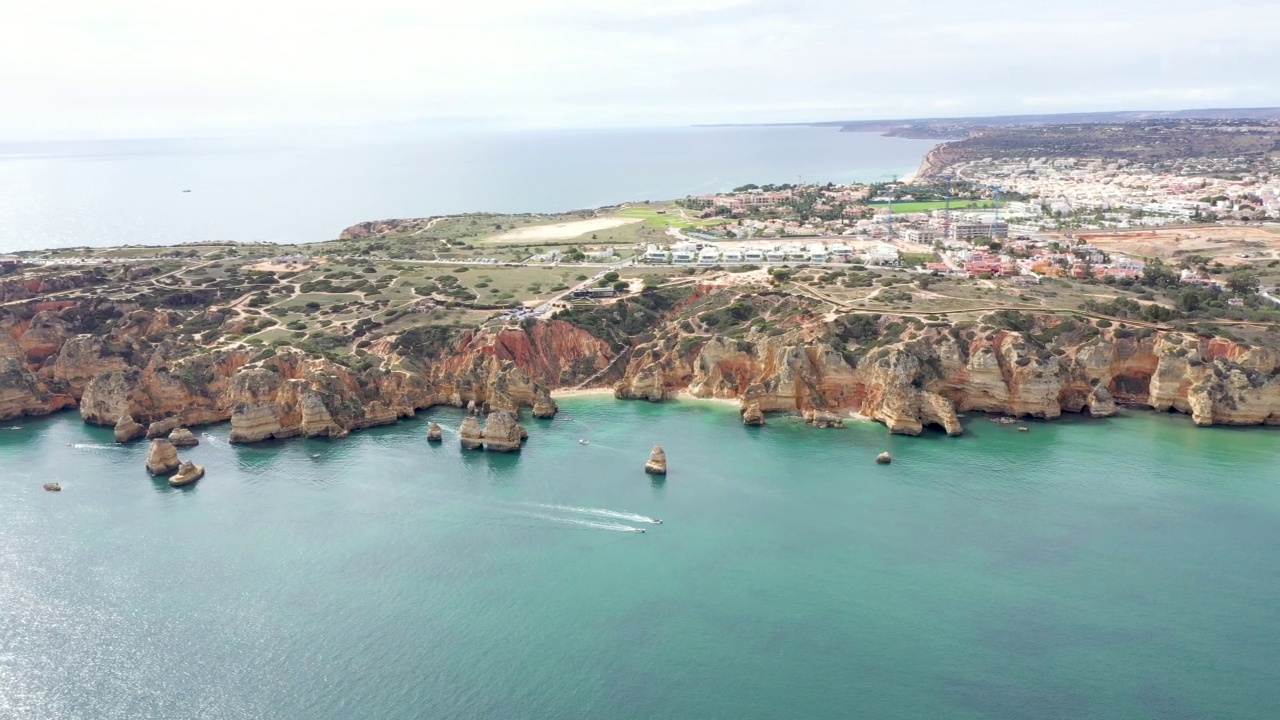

[113,413,145,443]
[532,388,558,418]
[876,452,892,464]
[169,460,204,487]
[644,444,667,475]
[427,422,443,441]
[604,307,1280,435]
[741,403,765,426]
[145,439,180,475]
[168,428,198,447]
[459,417,484,449]
[804,409,844,429]
[0,357,74,421]
[4,292,1280,444]
[146,417,183,439]
[481,409,524,452]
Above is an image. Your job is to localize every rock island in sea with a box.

[1,195,1279,440]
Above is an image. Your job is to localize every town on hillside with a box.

[626,154,1280,292]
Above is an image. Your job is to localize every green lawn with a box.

[865,200,996,214]
[615,205,731,229]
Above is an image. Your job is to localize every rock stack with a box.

[644,445,667,475]
[169,460,204,487]
[145,438,181,475]
[532,389,558,419]
[741,403,765,426]
[804,410,845,429]
[426,422,443,441]
[168,428,199,447]
[114,414,145,443]
[875,452,892,465]
[481,409,524,452]
[459,417,484,450]
[146,417,183,439]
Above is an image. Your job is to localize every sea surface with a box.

[2,399,1279,719]
[0,126,936,252]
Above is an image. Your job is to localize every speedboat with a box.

[652,518,662,524]
[579,439,590,445]
[636,528,645,533]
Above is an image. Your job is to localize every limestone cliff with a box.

[4,291,1280,441]
[605,296,1280,435]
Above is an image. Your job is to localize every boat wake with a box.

[532,503,662,525]
[522,513,645,533]
[68,443,121,450]
[200,433,226,446]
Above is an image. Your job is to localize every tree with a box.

[1140,258,1177,288]
[1227,271,1259,295]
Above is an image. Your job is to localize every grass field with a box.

[865,200,996,214]
[615,205,731,229]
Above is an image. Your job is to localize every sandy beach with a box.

[488,217,640,243]
[550,387,616,398]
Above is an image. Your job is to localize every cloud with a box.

[1,0,1278,139]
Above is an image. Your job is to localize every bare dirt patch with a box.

[487,218,641,244]
[1066,227,1280,265]
[243,261,314,273]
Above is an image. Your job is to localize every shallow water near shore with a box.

[3,399,1280,719]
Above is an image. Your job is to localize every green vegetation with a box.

[864,199,993,214]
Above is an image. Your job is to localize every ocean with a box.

[0,126,936,252]
[2,399,1278,719]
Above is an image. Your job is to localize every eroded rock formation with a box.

[145,439,180,475]
[168,428,198,447]
[114,413,145,443]
[481,409,524,452]
[645,445,667,475]
[459,417,483,450]
[169,460,204,487]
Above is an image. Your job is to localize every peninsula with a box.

[4,118,1280,438]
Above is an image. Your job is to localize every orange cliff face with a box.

[0,305,601,436]
[610,315,1280,434]
[1,300,1279,435]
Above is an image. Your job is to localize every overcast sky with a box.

[4,0,1279,140]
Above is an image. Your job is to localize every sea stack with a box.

[644,445,667,475]
[146,439,181,475]
[427,422,443,441]
[146,417,183,439]
[114,413,145,443]
[741,403,765,426]
[481,409,523,452]
[43,482,61,492]
[459,417,484,450]
[804,410,844,429]
[532,389,558,419]
[169,460,204,487]
[875,452,892,465]
[168,428,199,447]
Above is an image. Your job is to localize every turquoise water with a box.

[2,400,1279,719]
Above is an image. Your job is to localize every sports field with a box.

[865,200,994,213]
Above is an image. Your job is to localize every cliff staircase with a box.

[573,347,634,390]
